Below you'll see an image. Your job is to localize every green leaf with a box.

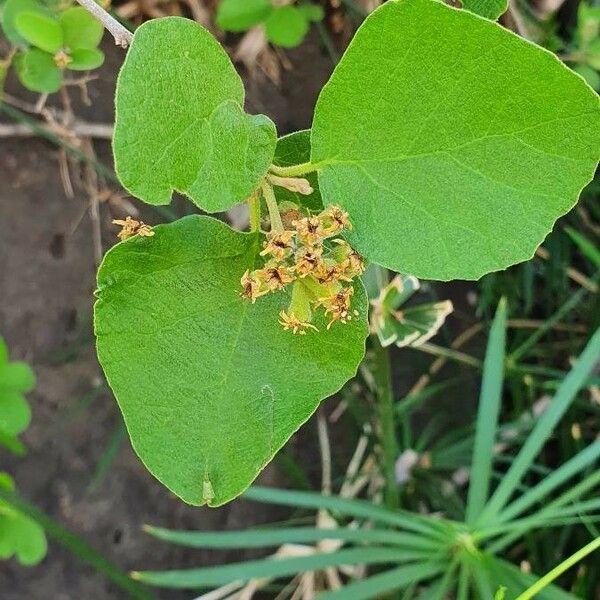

[0,361,35,393]
[1,0,50,46]
[0,474,47,566]
[462,0,507,20]
[15,11,62,53]
[273,130,323,212]
[265,6,309,48]
[311,0,600,280]
[59,6,104,50]
[215,0,272,32]
[68,47,104,71]
[114,17,274,212]
[187,100,276,212]
[465,298,506,525]
[134,547,425,588]
[299,3,325,22]
[94,216,368,506]
[479,325,600,525]
[14,48,63,93]
[0,393,31,436]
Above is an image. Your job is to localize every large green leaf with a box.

[311,0,600,280]
[462,0,507,20]
[94,216,368,506]
[114,18,275,212]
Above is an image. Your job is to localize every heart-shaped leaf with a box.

[311,0,600,280]
[94,216,368,506]
[114,17,275,212]
[69,48,104,71]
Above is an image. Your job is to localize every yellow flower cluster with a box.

[241,206,365,334]
[113,217,155,241]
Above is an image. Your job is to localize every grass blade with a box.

[244,486,450,538]
[144,525,439,551]
[317,561,444,600]
[515,536,600,600]
[478,326,600,525]
[565,227,600,269]
[496,440,600,524]
[133,547,429,588]
[466,299,507,525]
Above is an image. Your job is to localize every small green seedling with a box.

[0,337,48,567]
[0,336,35,455]
[0,472,47,566]
[216,0,324,48]
[0,0,104,93]
[89,0,600,507]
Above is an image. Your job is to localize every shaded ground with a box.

[0,31,334,599]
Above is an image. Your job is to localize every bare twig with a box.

[0,122,113,139]
[75,0,133,48]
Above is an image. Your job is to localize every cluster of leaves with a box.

[0,337,47,567]
[0,0,104,93]
[130,307,600,599]
[216,0,324,48]
[95,0,600,510]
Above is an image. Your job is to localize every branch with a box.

[75,0,133,48]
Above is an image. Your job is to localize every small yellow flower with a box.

[53,50,72,70]
[293,245,323,277]
[259,230,296,261]
[333,239,365,281]
[240,270,270,303]
[262,262,295,291]
[312,260,340,285]
[293,216,324,247]
[112,217,154,241]
[278,310,319,335]
[319,287,356,329]
[319,206,352,236]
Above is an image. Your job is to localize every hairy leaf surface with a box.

[114,18,274,212]
[312,0,600,280]
[95,217,368,506]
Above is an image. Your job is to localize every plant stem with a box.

[269,161,320,178]
[371,337,400,511]
[261,182,284,233]
[75,0,133,47]
[248,192,261,232]
[515,536,600,600]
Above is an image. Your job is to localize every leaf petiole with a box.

[261,182,284,233]
[269,161,320,178]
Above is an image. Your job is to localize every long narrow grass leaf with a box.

[133,547,429,588]
[244,487,450,538]
[466,299,507,525]
[479,327,600,525]
[496,440,600,524]
[516,537,600,600]
[144,525,440,551]
[317,561,444,600]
